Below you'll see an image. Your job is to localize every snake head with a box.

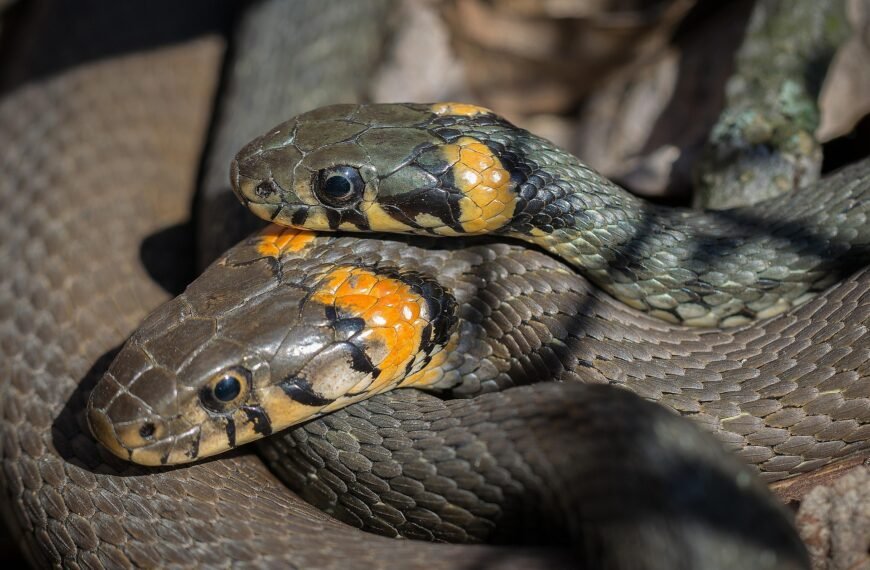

[231,102,521,238]
[87,230,457,465]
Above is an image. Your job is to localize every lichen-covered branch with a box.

[696,0,849,209]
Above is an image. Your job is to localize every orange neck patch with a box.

[439,136,515,234]
[310,267,433,392]
[256,225,317,257]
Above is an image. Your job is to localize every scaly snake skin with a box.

[0,1,864,568]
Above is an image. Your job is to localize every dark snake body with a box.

[0,1,864,569]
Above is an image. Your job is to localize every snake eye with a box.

[214,376,241,401]
[314,166,364,207]
[200,366,251,413]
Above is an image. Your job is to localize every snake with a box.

[86,48,870,569]
[0,1,865,568]
[90,99,870,466]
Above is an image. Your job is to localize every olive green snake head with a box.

[231,102,520,237]
[87,229,457,465]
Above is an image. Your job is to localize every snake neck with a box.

[484,127,870,327]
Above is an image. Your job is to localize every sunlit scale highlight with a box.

[441,136,515,233]
[256,225,317,256]
[311,267,433,392]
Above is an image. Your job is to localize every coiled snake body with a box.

[2,1,868,568]
[91,102,870,480]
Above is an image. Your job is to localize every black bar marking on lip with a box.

[279,376,335,407]
[379,187,461,232]
[291,208,309,226]
[325,207,343,230]
[381,202,423,229]
[338,208,370,231]
[345,341,379,378]
[225,417,237,448]
[241,405,273,437]
[186,433,201,460]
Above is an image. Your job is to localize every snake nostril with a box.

[255,179,278,198]
[139,422,156,440]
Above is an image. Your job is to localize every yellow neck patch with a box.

[440,136,515,234]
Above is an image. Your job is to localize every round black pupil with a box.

[323,174,352,198]
[214,375,241,402]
